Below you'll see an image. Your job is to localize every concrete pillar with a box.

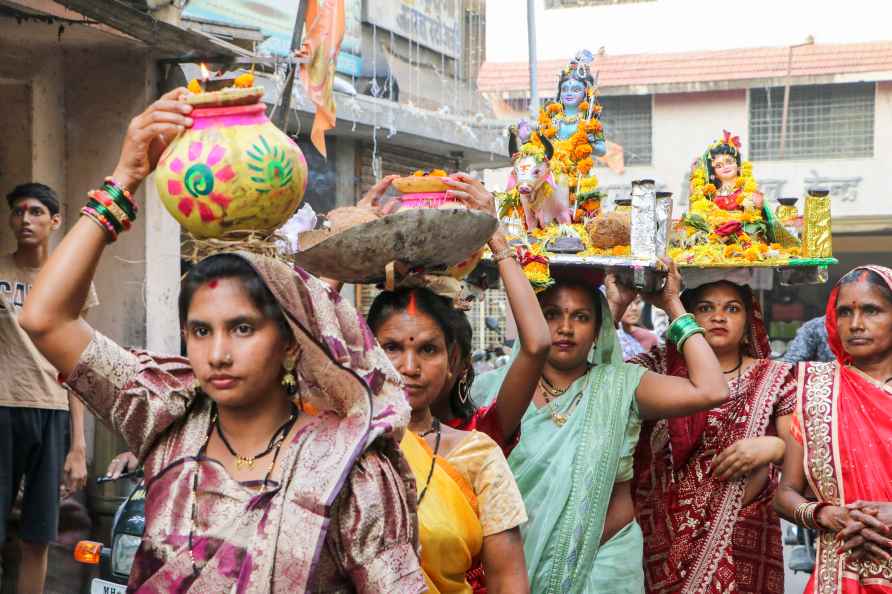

[30,51,66,236]
[334,139,358,305]
[0,83,32,255]
[334,138,357,207]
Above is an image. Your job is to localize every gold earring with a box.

[282,356,297,392]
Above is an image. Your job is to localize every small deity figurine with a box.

[538,50,606,156]
[690,130,764,211]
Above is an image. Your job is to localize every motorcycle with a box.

[74,470,145,594]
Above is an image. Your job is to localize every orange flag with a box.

[300,0,345,158]
[596,140,625,174]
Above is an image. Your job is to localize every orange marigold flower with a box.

[546,103,563,114]
[234,72,254,88]
[594,104,603,114]
[413,170,425,177]
[578,101,590,113]
[578,158,594,174]
[723,245,736,258]
[611,245,630,256]
[575,208,586,221]
[542,126,557,138]
[574,144,593,160]
[525,262,549,276]
[702,183,717,196]
[758,243,769,253]
[585,120,603,134]
[430,169,448,177]
[735,177,745,189]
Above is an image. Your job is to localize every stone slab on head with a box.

[293,208,498,283]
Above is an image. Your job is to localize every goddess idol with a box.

[670,131,800,265]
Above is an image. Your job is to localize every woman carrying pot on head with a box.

[630,280,795,594]
[364,174,550,594]
[18,90,425,593]
[775,266,892,594]
[471,261,729,594]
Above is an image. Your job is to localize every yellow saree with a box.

[402,430,482,593]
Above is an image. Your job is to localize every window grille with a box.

[749,82,875,160]
[599,95,653,165]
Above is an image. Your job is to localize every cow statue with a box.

[507,125,573,231]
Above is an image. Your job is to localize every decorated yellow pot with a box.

[155,90,308,238]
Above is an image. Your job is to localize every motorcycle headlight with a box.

[111,533,141,578]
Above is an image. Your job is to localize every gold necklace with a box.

[718,182,737,195]
[538,376,568,401]
[538,377,578,426]
[547,393,583,427]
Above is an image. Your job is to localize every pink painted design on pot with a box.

[178,198,194,217]
[206,145,226,167]
[210,193,232,209]
[188,142,203,162]
[215,165,235,182]
[197,202,215,223]
[190,104,268,131]
[168,180,184,196]
[169,158,184,174]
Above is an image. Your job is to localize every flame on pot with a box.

[200,63,211,81]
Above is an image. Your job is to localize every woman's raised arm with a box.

[19,89,193,376]
[635,259,729,419]
[443,174,551,441]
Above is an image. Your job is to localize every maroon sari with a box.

[632,292,795,594]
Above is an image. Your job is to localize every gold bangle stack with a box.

[492,245,517,263]
[794,501,820,529]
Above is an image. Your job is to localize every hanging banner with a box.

[182,0,363,76]
[363,0,461,58]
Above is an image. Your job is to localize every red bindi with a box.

[208,279,219,289]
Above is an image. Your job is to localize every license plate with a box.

[91,578,127,594]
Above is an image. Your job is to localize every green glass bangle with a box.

[676,326,706,351]
[102,184,137,221]
[87,200,124,234]
[667,313,698,345]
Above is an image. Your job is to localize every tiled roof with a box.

[478,41,892,94]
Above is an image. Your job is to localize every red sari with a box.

[632,294,795,594]
[793,265,892,593]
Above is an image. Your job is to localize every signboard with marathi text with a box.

[182,0,363,77]
[363,0,461,58]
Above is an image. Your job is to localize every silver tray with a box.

[294,208,498,283]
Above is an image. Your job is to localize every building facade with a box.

[477,1,892,354]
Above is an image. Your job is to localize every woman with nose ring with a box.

[17,91,425,592]
[472,261,728,593]
[775,266,892,593]
[631,280,795,594]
